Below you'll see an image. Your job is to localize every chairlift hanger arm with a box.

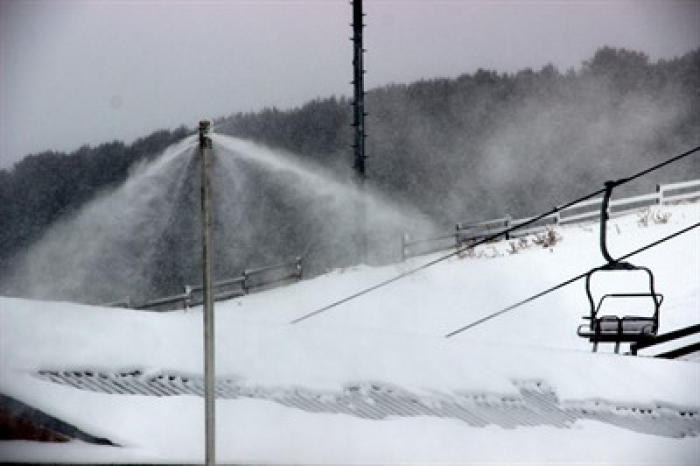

[600,179,629,264]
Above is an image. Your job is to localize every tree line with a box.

[1,47,698,302]
[218,47,699,224]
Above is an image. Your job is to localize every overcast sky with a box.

[1,0,698,168]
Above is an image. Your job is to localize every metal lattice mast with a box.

[198,120,216,466]
[352,0,367,262]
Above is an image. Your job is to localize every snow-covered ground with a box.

[1,203,699,464]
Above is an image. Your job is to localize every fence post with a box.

[401,233,408,262]
[295,257,303,280]
[656,183,663,205]
[183,286,192,309]
[242,271,249,294]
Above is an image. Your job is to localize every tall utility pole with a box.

[352,0,367,262]
[198,119,216,466]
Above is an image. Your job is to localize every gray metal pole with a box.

[199,120,216,466]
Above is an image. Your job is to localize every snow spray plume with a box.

[471,72,699,218]
[211,135,436,274]
[6,132,435,305]
[7,137,198,304]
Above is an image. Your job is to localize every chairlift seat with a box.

[587,315,657,342]
[578,291,663,349]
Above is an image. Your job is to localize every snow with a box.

[1,203,699,463]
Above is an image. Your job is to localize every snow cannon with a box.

[198,119,212,149]
[197,117,216,463]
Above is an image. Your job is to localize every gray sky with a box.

[1,0,698,168]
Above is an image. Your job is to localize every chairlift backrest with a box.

[584,263,662,321]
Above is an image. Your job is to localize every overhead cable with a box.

[444,221,700,338]
[290,145,700,325]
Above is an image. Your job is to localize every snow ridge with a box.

[35,370,700,439]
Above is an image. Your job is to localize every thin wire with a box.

[620,145,700,185]
[290,189,605,324]
[444,221,700,338]
[290,145,699,325]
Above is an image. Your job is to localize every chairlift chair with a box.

[577,181,664,353]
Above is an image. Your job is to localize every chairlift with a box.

[577,181,663,353]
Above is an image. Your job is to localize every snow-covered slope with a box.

[1,203,698,464]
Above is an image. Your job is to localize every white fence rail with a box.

[660,179,700,204]
[402,179,700,261]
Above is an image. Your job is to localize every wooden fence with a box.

[402,179,700,261]
[106,257,302,311]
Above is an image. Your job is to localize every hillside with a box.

[218,47,700,222]
[1,47,698,303]
[1,202,698,463]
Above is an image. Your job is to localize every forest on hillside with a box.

[1,47,698,303]
[218,47,699,221]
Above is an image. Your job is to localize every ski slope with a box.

[1,203,699,464]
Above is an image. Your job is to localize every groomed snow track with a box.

[36,370,700,439]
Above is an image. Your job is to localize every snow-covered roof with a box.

[1,203,698,464]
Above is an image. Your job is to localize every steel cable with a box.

[290,146,700,325]
[444,221,700,338]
